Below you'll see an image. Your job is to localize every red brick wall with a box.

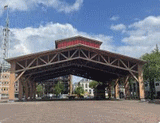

[57,40,100,49]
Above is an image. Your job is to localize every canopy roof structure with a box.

[6,44,145,82]
[6,36,146,100]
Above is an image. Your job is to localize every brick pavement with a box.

[0,100,160,123]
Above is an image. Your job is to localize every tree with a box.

[141,45,160,100]
[89,80,99,89]
[54,81,65,97]
[74,87,84,97]
[89,80,107,99]
[36,84,43,97]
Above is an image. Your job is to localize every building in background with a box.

[14,80,19,98]
[144,80,160,98]
[0,70,10,99]
[73,82,79,92]
[44,75,71,95]
[78,78,94,97]
[0,69,19,99]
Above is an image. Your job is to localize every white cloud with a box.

[56,0,83,13]
[123,16,160,46]
[2,22,112,58]
[110,24,126,31]
[110,15,119,21]
[116,45,153,58]
[129,16,160,30]
[0,0,83,15]
[117,16,160,58]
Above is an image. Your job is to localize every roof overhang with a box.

[6,44,146,64]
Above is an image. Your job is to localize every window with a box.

[2,94,8,96]
[156,83,159,86]
[89,90,91,94]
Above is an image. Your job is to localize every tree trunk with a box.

[149,78,155,100]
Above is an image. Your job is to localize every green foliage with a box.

[36,84,43,96]
[141,48,160,80]
[141,45,160,100]
[74,87,84,97]
[111,81,115,86]
[54,81,65,97]
[89,80,99,89]
[128,77,134,84]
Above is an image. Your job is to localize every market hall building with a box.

[6,36,146,101]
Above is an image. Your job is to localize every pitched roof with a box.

[55,35,103,45]
[6,44,146,64]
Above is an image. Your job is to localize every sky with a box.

[0,0,160,83]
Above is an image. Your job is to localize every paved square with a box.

[0,100,160,123]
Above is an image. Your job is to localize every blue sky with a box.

[0,0,160,83]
